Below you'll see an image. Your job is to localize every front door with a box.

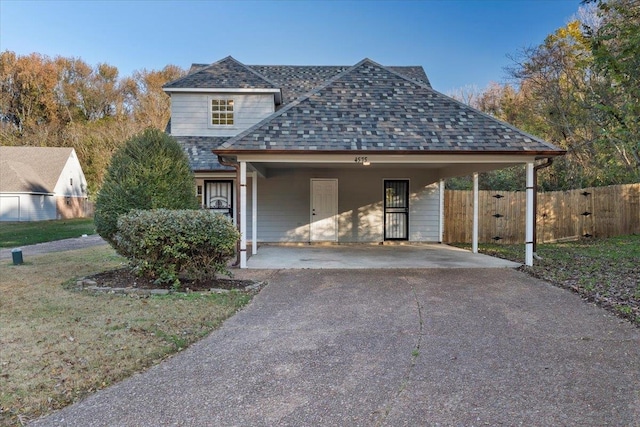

[384,180,409,240]
[205,180,233,219]
[310,179,338,242]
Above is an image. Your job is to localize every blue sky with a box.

[1,0,582,92]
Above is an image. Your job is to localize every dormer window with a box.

[210,98,234,126]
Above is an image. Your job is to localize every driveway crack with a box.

[375,287,424,426]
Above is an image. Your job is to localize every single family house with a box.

[163,56,564,267]
[0,146,89,221]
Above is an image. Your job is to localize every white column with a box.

[472,172,479,254]
[252,171,257,255]
[240,161,247,268]
[525,162,535,266]
[438,179,445,243]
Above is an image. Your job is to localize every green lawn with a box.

[0,246,254,426]
[453,235,640,326]
[0,218,96,248]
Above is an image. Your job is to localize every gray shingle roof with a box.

[174,136,234,171]
[248,65,350,106]
[387,66,431,87]
[164,56,280,90]
[173,62,430,105]
[188,64,209,74]
[218,59,561,153]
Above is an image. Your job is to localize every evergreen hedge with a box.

[115,209,240,285]
[94,129,198,246]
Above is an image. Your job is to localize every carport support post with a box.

[472,172,479,253]
[438,179,445,243]
[240,161,247,268]
[525,162,534,266]
[252,171,257,255]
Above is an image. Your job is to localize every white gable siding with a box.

[53,151,88,197]
[170,93,275,137]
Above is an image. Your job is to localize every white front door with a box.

[310,179,338,242]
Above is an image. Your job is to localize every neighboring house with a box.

[0,146,89,221]
[163,56,564,267]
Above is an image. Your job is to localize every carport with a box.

[203,59,565,269]
[246,243,520,269]
[225,155,553,269]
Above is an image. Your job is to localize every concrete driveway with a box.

[33,269,640,426]
[0,234,107,261]
[247,244,521,269]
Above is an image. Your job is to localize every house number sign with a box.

[354,156,369,164]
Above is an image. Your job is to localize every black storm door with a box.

[205,180,233,218]
[384,180,409,240]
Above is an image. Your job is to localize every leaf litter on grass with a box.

[522,236,639,325]
[0,246,256,427]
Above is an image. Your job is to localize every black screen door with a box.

[205,180,233,218]
[384,180,409,240]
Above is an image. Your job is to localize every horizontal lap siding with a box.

[256,169,310,242]
[0,194,56,221]
[170,93,275,137]
[24,195,57,221]
[0,196,19,221]
[256,168,440,243]
[409,183,439,241]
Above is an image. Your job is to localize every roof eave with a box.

[0,191,55,196]
[212,148,566,157]
[162,87,283,104]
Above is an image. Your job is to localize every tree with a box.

[450,9,638,191]
[0,51,61,132]
[584,0,640,181]
[94,128,198,245]
[54,56,93,124]
[1,50,186,195]
[506,20,605,189]
[132,65,186,130]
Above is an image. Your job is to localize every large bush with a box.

[115,209,240,285]
[94,129,198,245]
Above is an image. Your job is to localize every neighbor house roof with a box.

[0,146,74,193]
[217,59,561,155]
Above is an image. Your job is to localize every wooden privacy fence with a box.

[443,183,640,244]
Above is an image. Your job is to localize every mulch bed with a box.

[85,268,254,292]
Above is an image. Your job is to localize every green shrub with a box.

[115,209,240,285]
[94,129,198,246]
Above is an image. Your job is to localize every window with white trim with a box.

[210,98,234,126]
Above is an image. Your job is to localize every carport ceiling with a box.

[249,161,524,179]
